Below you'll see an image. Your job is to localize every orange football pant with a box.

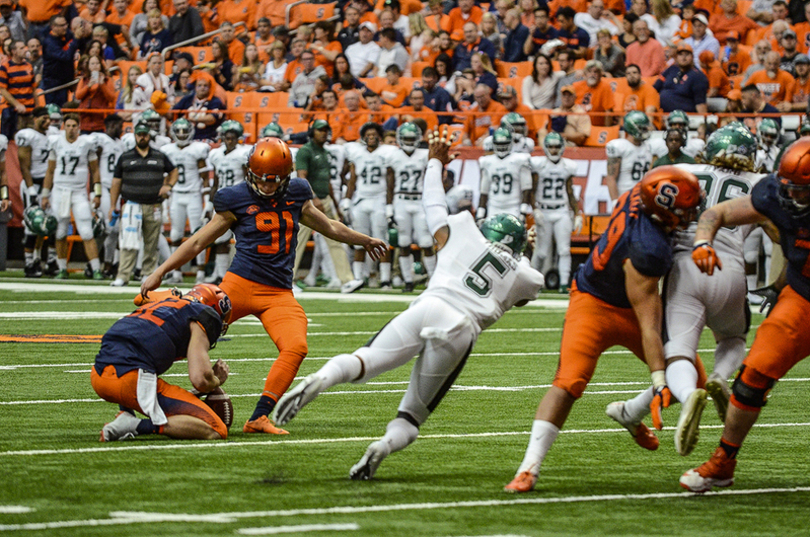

[91,365,228,438]
[220,272,308,402]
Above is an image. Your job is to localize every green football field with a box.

[1,277,809,537]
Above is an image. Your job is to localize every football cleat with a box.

[605,402,659,451]
[340,279,365,294]
[242,415,289,435]
[705,373,731,422]
[272,374,323,426]
[54,269,69,280]
[675,388,708,456]
[349,440,390,480]
[44,260,59,277]
[24,261,42,278]
[504,471,538,493]
[680,447,737,493]
[100,411,140,442]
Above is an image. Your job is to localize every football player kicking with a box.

[272,127,545,480]
[608,123,772,457]
[93,284,232,441]
[505,166,704,493]
[680,139,810,492]
[141,138,388,435]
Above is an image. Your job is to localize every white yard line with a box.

[237,523,360,535]
[1,488,808,532]
[0,506,33,514]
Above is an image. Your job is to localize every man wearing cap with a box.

[683,13,720,68]
[293,120,360,292]
[539,85,591,147]
[625,19,666,77]
[747,51,795,106]
[345,21,381,78]
[169,0,204,45]
[780,54,810,111]
[780,29,802,76]
[709,0,759,46]
[108,120,178,286]
[654,43,709,113]
[720,31,752,76]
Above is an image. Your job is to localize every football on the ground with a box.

[203,387,234,429]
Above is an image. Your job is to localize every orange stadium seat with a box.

[287,2,338,30]
[584,125,620,147]
[176,46,214,65]
[411,61,430,77]
[496,61,533,78]
[227,91,259,142]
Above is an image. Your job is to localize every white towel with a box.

[136,369,168,426]
[119,202,143,250]
[55,186,72,219]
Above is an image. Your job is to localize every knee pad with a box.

[552,378,586,399]
[743,248,759,265]
[76,218,94,241]
[731,365,776,409]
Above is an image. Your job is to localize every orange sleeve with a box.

[75,78,91,100]
[598,84,614,111]
[708,68,722,88]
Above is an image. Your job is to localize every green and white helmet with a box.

[46,103,62,121]
[92,209,106,239]
[23,206,57,236]
[170,118,195,146]
[492,127,513,158]
[218,120,244,140]
[666,110,689,130]
[758,118,779,148]
[501,112,527,142]
[699,122,757,171]
[623,111,651,142]
[141,109,162,131]
[479,213,528,259]
[396,122,422,153]
[261,122,284,139]
[542,132,564,163]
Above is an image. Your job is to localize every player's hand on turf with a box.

[650,385,672,430]
[692,240,722,275]
[364,237,388,261]
[751,284,780,317]
[140,271,164,301]
[213,359,229,386]
[427,127,454,165]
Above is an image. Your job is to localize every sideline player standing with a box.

[505,166,704,493]
[141,138,388,434]
[88,114,125,277]
[476,127,533,221]
[605,111,653,205]
[272,127,545,480]
[680,138,810,492]
[40,113,104,280]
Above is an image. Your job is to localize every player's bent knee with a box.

[552,378,586,399]
[730,365,776,410]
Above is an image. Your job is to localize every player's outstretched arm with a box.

[423,127,455,249]
[301,201,388,260]
[694,196,768,275]
[141,212,234,296]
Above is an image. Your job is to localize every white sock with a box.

[24,251,33,264]
[746,273,757,291]
[380,417,419,454]
[423,253,436,276]
[516,420,560,475]
[380,262,391,282]
[666,360,698,404]
[558,253,572,286]
[157,236,170,263]
[317,353,364,389]
[352,260,364,280]
[57,258,67,270]
[399,254,414,283]
[215,253,230,278]
[90,258,100,272]
[713,338,746,380]
[46,248,55,263]
[623,387,654,422]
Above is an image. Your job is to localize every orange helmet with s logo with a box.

[246,137,294,199]
[776,138,810,217]
[185,283,232,334]
[639,166,704,232]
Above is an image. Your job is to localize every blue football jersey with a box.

[95,299,222,376]
[575,186,674,308]
[213,178,313,289]
[751,176,810,300]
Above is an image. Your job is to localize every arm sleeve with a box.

[519,158,532,191]
[422,158,450,235]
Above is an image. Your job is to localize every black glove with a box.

[751,284,780,317]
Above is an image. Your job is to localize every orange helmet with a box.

[639,166,704,231]
[777,138,810,216]
[246,137,294,199]
[185,283,232,333]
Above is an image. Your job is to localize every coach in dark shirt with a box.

[109,121,177,286]
[654,43,709,113]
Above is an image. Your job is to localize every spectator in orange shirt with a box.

[692,0,724,17]
[218,22,245,66]
[367,91,396,125]
[616,64,659,118]
[625,18,667,77]
[257,0,286,28]
[425,0,449,35]
[497,84,538,141]
[80,0,108,24]
[447,0,483,42]
[571,60,614,126]
[747,51,795,106]
[399,87,439,131]
[310,88,340,121]
[795,3,810,53]
[217,0,256,35]
[282,39,306,91]
[548,0,589,19]
[334,90,371,143]
[673,3,695,41]
[780,53,810,112]
[700,50,731,111]
[106,0,136,29]
[462,83,506,146]
[709,0,758,45]
[312,21,342,77]
[253,17,274,64]
[720,31,752,76]
[380,64,410,106]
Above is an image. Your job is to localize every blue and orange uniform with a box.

[91,297,228,438]
[554,185,673,398]
[213,177,313,418]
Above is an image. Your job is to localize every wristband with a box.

[27,185,38,197]
[41,188,51,198]
[651,370,666,390]
[94,183,102,197]
[693,239,711,248]
[0,185,8,201]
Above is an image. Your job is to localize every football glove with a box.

[26,185,38,207]
[692,240,723,275]
[650,370,671,431]
[573,214,584,234]
[475,206,487,223]
[385,203,396,228]
[751,284,780,317]
[520,203,532,216]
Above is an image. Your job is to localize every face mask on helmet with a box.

[543,134,564,163]
[396,123,422,153]
[492,128,513,158]
[479,213,528,259]
[261,123,284,139]
[23,206,56,236]
[171,120,195,146]
[218,120,244,141]
[246,138,294,199]
[666,111,689,131]
[502,114,527,142]
[184,283,232,338]
[758,120,779,148]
